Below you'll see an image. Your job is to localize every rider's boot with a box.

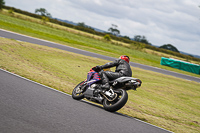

[100,73,110,91]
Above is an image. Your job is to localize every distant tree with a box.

[41,16,49,24]
[108,24,120,36]
[140,36,149,44]
[133,35,151,45]
[123,36,131,40]
[0,0,5,10]
[77,22,94,30]
[8,8,14,14]
[77,22,87,27]
[159,44,179,53]
[133,35,142,42]
[35,8,52,17]
[104,34,111,41]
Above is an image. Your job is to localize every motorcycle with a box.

[72,68,142,112]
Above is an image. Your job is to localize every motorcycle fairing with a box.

[86,69,101,86]
[111,77,142,90]
[113,77,139,83]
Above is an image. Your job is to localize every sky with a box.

[5,0,200,56]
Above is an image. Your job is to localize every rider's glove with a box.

[92,65,102,72]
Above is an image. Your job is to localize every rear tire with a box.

[103,89,128,112]
[72,81,86,100]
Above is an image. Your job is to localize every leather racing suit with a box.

[98,59,132,89]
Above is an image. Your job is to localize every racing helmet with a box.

[119,55,130,63]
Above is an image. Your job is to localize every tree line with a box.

[0,0,180,53]
[1,4,200,61]
[107,24,179,53]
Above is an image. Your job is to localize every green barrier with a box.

[160,57,200,75]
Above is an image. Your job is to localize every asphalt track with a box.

[0,69,172,133]
[0,29,200,83]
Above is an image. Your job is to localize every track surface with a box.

[0,69,171,133]
[0,29,199,83]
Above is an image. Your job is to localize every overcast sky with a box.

[5,0,200,56]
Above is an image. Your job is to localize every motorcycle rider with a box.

[92,55,132,90]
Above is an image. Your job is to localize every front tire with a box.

[72,81,86,100]
[103,89,128,112]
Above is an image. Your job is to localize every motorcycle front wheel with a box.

[103,89,128,112]
[72,81,86,100]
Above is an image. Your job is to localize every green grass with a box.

[0,37,106,92]
[0,11,199,78]
[0,37,200,133]
[0,10,200,132]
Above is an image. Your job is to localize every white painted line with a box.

[16,40,24,42]
[133,117,173,133]
[0,28,94,53]
[0,68,173,133]
[1,28,200,83]
[0,68,71,97]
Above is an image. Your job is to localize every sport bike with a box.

[72,68,142,112]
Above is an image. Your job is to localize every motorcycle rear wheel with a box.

[72,81,86,100]
[103,89,128,112]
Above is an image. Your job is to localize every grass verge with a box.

[0,10,199,78]
[0,37,199,133]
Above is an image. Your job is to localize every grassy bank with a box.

[0,10,199,78]
[0,37,199,132]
